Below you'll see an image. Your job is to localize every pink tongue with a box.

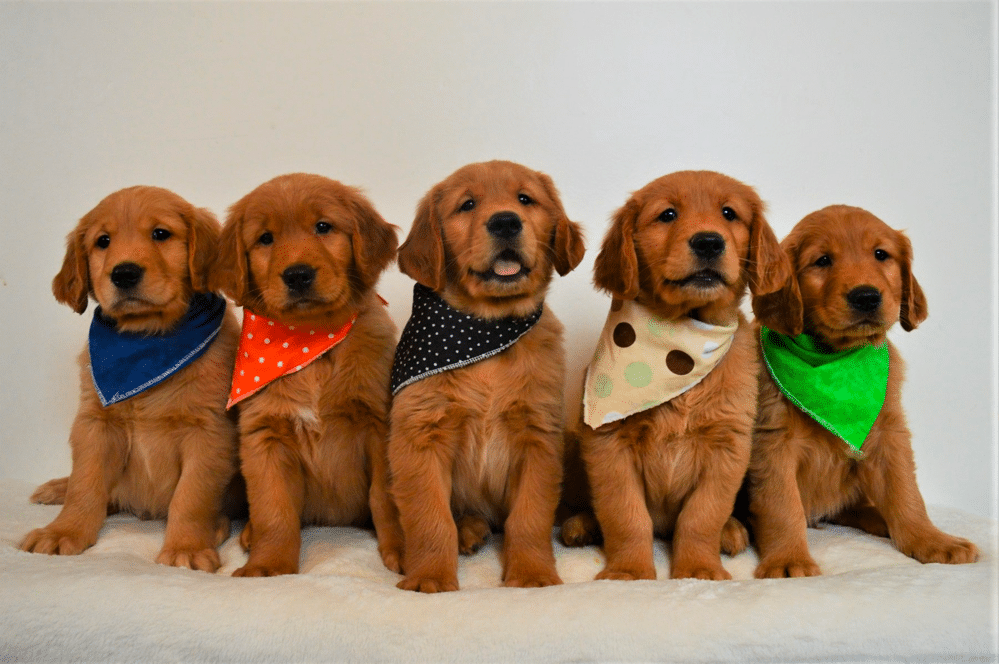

[493,260,522,277]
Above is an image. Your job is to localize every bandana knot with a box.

[583,299,738,429]
[760,325,889,455]
[390,283,543,395]
[88,293,227,407]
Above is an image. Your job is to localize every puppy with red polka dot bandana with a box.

[389,161,585,592]
[210,173,402,577]
[562,171,791,581]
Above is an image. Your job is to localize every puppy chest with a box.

[451,428,515,518]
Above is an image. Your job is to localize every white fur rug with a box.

[1,480,995,663]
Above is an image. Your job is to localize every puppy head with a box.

[594,170,788,322]
[398,160,585,319]
[53,186,221,334]
[763,205,927,349]
[211,173,397,327]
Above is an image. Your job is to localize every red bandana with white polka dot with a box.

[227,310,356,409]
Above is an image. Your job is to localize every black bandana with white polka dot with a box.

[391,283,543,395]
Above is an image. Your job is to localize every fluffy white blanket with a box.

[1,479,995,663]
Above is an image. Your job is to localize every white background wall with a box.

[1,2,995,518]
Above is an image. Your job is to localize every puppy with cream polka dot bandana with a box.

[583,299,738,429]
[227,311,357,409]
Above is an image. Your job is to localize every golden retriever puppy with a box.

[21,186,240,572]
[389,160,585,592]
[747,204,978,578]
[210,173,401,577]
[570,171,790,581]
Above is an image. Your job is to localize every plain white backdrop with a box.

[0,2,995,518]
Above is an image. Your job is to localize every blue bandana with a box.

[88,293,227,407]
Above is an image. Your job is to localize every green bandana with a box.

[760,325,889,455]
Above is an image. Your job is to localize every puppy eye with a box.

[874,249,889,261]
[459,199,476,212]
[151,228,172,242]
[95,234,111,249]
[518,193,534,206]
[721,207,737,221]
[258,232,274,246]
[814,255,832,267]
[315,221,333,235]
[658,208,678,223]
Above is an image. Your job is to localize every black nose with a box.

[282,264,316,294]
[110,262,144,290]
[486,212,523,240]
[846,286,882,313]
[689,232,725,260]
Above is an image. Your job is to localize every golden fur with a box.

[210,173,401,577]
[389,160,585,592]
[747,204,978,578]
[563,171,791,581]
[21,186,240,572]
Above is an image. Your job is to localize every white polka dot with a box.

[328,333,335,338]
[243,352,248,358]
[250,314,256,321]
[282,342,289,348]
[258,357,265,363]
[277,361,283,368]
[240,370,245,376]
[247,333,253,339]
[303,347,309,353]
[309,330,315,335]
[289,325,295,330]
[236,388,241,394]
[268,321,274,326]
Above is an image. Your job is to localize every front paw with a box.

[899,534,980,565]
[20,526,94,556]
[457,515,491,555]
[754,555,821,579]
[504,564,562,588]
[672,562,732,581]
[232,559,298,577]
[595,563,656,581]
[560,512,600,548]
[30,477,69,505]
[720,516,750,556]
[156,546,221,573]
[397,574,459,593]
[379,543,403,574]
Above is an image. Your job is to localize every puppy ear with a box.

[52,223,90,314]
[746,205,791,297]
[182,206,222,293]
[537,173,585,276]
[398,189,446,291]
[897,231,928,331]
[348,190,399,291]
[752,231,804,337]
[593,198,640,299]
[210,197,250,305]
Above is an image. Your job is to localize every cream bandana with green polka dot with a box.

[583,299,738,429]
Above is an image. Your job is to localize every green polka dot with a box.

[647,316,667,337]
[624,362,652,388]
[594,373,613,398]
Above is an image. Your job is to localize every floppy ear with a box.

[593,197,640,299]
[348,190,399,291]
[209,197,251,305]
[537,172,585,276]
[52,223,90,314]
[397,189,447,291]
[746,205,791,297]
[182,206,222,293]
[897,231,928,331]
[751,231,804,337]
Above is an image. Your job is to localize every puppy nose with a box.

[689,232,725,259]
[486,212,523,240]
[846,286,882,313]
[110,262,144,290]
[282,264,316,293]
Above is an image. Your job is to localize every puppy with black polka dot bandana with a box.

[560,171,792,582]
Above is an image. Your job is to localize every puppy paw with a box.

[560,512,600,547]
[30,477,69,505]
[720,516,750,556]
[396,575,459,593]
[900,534,980,565]
[595,564,656,581]
[238,522,252,552]
[19,527,93,556]
[156,546,221,573]
[754,557,821,579]
[457,515,491,555]
[672,563,732,581]
[232,560,298,578]
[379,544,403,574]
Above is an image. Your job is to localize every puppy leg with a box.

[502,438,563,588]
[586,437,656,581]
[20,415,125,555]
[749,446,821,578]
[156,426,235,573]
[457,514,491,555]
[233,419,306,577]
[720,516,750,556]
[364,419,405,574]
[859,436,978,564]
[30,477,69,505]
[391,428,460,593]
